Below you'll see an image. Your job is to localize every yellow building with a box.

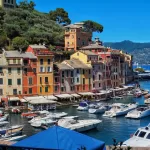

[64,22,92,51]
[0,0,16,8]
[26,45,54,96]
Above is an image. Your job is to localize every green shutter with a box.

[8,79,12,85]
[45,86,48,92]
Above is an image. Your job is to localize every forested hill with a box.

[104,40,150,64]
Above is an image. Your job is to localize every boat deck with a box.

[0,140,15,145]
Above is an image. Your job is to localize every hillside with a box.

[104,40,150,64]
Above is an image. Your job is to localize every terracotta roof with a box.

[79,50,98,56]
[65,58,91,69]
[81,43,106,50]
[29,45,47,49]
[5,51,37,59]
[57,63,73,70]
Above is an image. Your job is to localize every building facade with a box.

[26,45,54,96]
[0,0,16,8]
[64,22,92,51]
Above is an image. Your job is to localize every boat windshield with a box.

[134,130,140,136]
[79,102,88,107]
[146,133,150,139]
[138,131,146,138]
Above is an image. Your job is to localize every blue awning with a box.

[12,126,106,150]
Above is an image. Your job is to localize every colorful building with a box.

[64,22,92,51]
[26,45,54,96]
[0,0,16,8]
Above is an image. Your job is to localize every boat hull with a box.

[88,108,105,114]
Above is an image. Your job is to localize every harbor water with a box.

[9,80,150,145]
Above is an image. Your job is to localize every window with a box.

[17,68,21,74]
[0,68,2,73]
[40,67,44,72]
[77,69,79,74]
[40,59,43,65]
[28,78,32,85]
[8,79,12,85]
[55,86,58,92]
[71,78,74,83]
[61,87,64,92]
[66,71,69,77]
[93,83,95,88]
[40,87,42,93]
[47,59,51,65]
[83,78,85,84]
[0,78,3,85]
[40,77,42,84]
[99,75,101,80]
[93,75,95,81]
[89,78,91,84]
[45,86,48,92]
[18,59,20,64]
[17,79,21,85]
[29,88,32,94]
[71,86,74,91]
[8,0,10,3]
[13,89,17,95]
[83,70,85,74]
[77,78,79,83]
[47,67,51,72]
[71,71,73,77]
[33,68,36,74]
[146,133,150,139]
[24,68,27,74]
[99,83,101,87]
[45,77,48,83]
[13,59,16,64]
[0,89,3,95]
[62,78,64,84]
[11,0,13,4]
[138,131,146,138]
[8,68,11,74]
[62,71,64,77]
[89,70,91,75]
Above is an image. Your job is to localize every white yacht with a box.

[125,106,150,119]
[144,98,150,104]
[77,101,90,111]
[48,112,68,119]
[88,104,111,114]
[58,118,102,132]
[123,124,150,147]
[103,103,137,117]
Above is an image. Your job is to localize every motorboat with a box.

[144,98,150,104]
[0,121,9,127]
[62,116,79,119]
[1,135,26,142]
[77,101,90,111]
[58,118,102,132]
[28,115,51,124]
[0,114,9,122]
[123,124,150,147]
[21,111,39,117]
[88,104,111,114]
[103,103,137,117]
[48,112,68,119]
[125,106,150,119]
[134,89,142,98]
[0,125,24,135]
[11,108,21,114]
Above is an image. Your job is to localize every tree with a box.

[135,68,145,73]
[83,20,103,33]
[12,37,29,50]
[49,8,71,25]
[0,7,6,28]
[18,0,36,11]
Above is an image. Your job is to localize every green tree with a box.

[12,37,29,50]
[0,7,6,28]
[18,0,36,11]
[83,20,103,33]
[49,8,71,25]
[135,68,145,73]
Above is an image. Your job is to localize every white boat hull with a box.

[77,106,88,111]
[88,108,105,114]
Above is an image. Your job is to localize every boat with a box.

[11,108,21,114]
[58,118,102,132]
[28,115,51,124]
[1,135,27,142]
[77,101,90,111]
[48,112,67,119]
[134,89,142,98]
[125,106,150,119]
[0,114,9,122]
[123,124,150,147]
[88,104,111,114]
[145,98,150,104]
[0,125,24,135]
[0,121,9,127]
[103,103,137,117]
[62,116,79,119]
[21,111,39,117]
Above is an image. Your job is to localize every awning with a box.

[29,99,56,105]
[78,92,95,96]
[24,96,44,101]
[9,97,20,101]
[71,94,81,98]
[44,95,58,100]
[20,99,28,103]
[55,94,73,99]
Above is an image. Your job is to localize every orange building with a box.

[64,22,92,51]
[26,45,54,96]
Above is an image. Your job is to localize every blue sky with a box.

[17,0,150,42]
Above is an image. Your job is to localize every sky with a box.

[17,0,150,42]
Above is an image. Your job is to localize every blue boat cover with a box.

[13,126,106,150]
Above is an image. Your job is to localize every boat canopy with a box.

[78,92,95,96]
[44,95,58,100]
[12,126,106,150]
[28,99,56,105]
[9,97,20,101]
[70,93,81,98]
[55,94,73,99]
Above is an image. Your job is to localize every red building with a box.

[22,52,37,96]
